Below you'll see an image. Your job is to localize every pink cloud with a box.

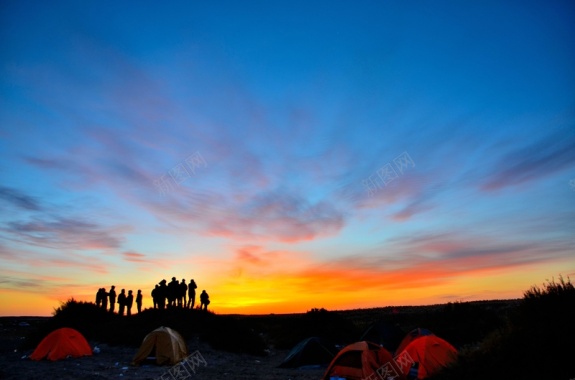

[122,251,152,263]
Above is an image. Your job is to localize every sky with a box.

[1,1,574,316]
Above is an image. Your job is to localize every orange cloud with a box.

[198,239,574,315]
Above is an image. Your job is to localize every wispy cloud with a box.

[2,1,574,315]
[0,186,128,253]
[6,217,124,250]
[122,251,153,263]
[0,186,42,211]
[481,129,575,191]
[157,190,346,243]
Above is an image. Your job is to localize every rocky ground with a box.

[0,317,324,380]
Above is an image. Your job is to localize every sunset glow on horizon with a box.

[1,1,574,317]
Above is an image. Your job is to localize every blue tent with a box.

[279,337,338,368]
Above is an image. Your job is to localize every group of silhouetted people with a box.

[95,285,143,316]
[95,278,210,314]
[150,277,210,311]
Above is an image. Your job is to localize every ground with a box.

[0,317,325,380]
[0,300,520,380]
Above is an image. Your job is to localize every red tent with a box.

[397,335,457,379]
[30,327,92,361]
[322,341,405,380]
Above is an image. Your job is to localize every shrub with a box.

[431,276,575,380]
[23,300,268,355]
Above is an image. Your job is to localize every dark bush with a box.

[202,316,267,356]
[23,301,267,355]
[431,276,575,380]
[258,308,361,349]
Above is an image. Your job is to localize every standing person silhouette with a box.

[126,290,134,316]
[179,279,187,308]
[95,288,103,308]
[101,288,108,311]
[118,289,127,316]
[187,279,197,309]
[136,290,143,313]
[200,290,210,311]
[108,286,117,313]
[168,277,179,308]
[158,280,167,310]
[151,285,159,309]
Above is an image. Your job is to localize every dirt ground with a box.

[0,318,325,380]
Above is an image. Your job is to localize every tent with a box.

[360,321,405,353]
[279,337,338,368]
[397,335,457,379]
[132,326,188,366]
[30,327,92,361]
[322,341,404,380]
[395,328,434,355]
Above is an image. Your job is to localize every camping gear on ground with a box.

[360,320,405,353]
[132,326,188,365]
[396,335,457,379]
[322,341,404,380]
[395,328,434,355]
[30,327,92,361]
[279,336,338,368]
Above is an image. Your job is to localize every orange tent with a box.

[132,326,188,366]
[322,341,405,380]
[397,335,457,379]
[30,327,92,361]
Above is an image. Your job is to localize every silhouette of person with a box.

[187,279,197,309]
[168,277,179,308]
[200,290,210,311]
[151,285,159,309]
[118,289,127,316]
[178,279,187,307]
[136,289,143,313]
[158,280,167,310]
[126,290,134,316]
[101,288,108,311]
[95,288,103,308]
[108,286,117,313]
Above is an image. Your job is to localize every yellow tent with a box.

[132,326,188,365]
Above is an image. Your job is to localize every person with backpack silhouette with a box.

[95,288,103,308]
[101,288,108,311]
[200,290,210,311]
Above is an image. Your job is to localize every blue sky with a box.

[1,0,574,315]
